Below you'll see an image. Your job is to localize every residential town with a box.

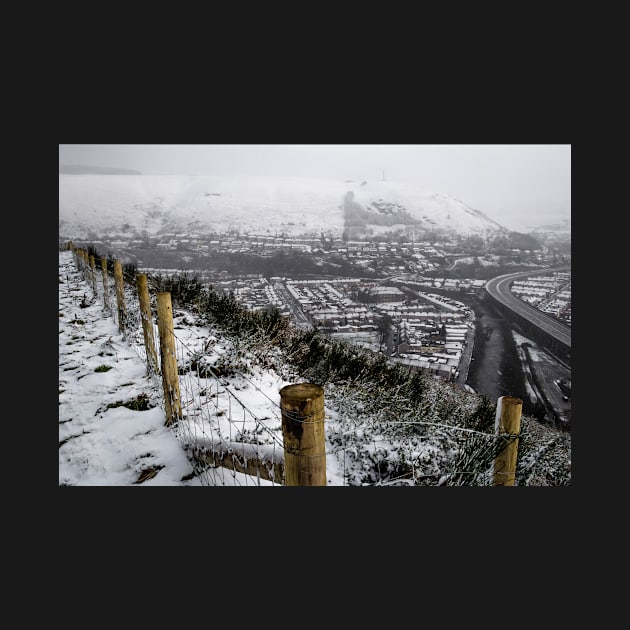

[66,229,570,387]
[76,229,569,277]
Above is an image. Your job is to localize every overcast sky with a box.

[59,144,571,232]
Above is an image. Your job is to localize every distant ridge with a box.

[530,218,571,234]
[59,164,142,175]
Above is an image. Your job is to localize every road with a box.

[484,268,571,349]
[520,341,571,427]
[464,285,571,428]
[454,322,475,387]
[273,280,312,328]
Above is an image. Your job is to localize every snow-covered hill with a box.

[59,174,509,241]
[529,217,571,235]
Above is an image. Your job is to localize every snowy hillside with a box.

[59,174,508,241]
[530,217,571,235]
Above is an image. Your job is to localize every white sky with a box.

[59,144,571,232]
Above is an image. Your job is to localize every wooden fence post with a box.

[280,383,327,486]
[492,396,522,486]
[136,273,159,376]
[101,257,110,310]
[113,260,126,333]
[89,255,97,295]
[156,292,182,426]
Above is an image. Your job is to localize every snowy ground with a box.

[59,250,343,486]
[59,253,201,485]
[60,251,295,486]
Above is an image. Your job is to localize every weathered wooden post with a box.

[156,292,182,426]
[101,257,110,310]
[492,396,522,486]
[280,383,327,486]
[136,273,159,376]
[89,255,97,295]
[113,260,126,333]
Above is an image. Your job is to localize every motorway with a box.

[484,268,571,349]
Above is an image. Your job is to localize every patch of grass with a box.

[134,465,164,484]
[94,364,112,373]
[123,393,152,411]
[99,393,153,413]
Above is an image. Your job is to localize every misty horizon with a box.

[59,144,571,233]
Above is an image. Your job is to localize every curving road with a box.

[485,268,571,349]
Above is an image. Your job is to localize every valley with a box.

[59,172,571,432]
